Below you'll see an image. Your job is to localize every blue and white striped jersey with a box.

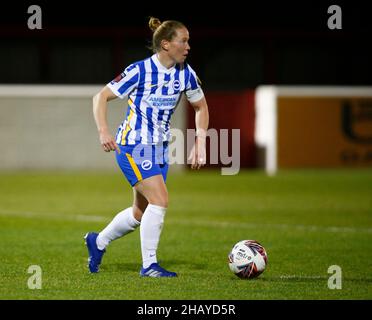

[107,54,204,145]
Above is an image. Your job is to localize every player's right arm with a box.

[95,63,139,153]
[93,86,120,153]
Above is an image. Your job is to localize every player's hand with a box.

[188,136,206,170]
[99,130,120,154]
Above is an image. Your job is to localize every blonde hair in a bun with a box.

[148,17,186,53]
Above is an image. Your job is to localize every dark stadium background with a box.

[1,1,372,88]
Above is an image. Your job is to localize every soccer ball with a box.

[228,240,268,279]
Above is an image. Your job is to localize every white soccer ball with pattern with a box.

[228,240,268,279]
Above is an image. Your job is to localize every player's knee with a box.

[148,192,168,208]
[151,199,168,208]
[132,206,145,222]
[158,199,168,208]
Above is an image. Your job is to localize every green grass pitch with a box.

[0,169,371,299]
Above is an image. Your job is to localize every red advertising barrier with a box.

[187,90,256,168]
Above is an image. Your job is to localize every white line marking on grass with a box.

[279,275,327,280]
[74,215,108,222]
[167,219,372,234]
[1,210,371,234]
[0,210,109,222]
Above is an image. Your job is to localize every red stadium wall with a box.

[187,90,256,168]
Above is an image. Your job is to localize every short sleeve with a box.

[185,65,204,103]
[107,64,139,99]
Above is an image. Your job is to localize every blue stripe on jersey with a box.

[164,111,170,134]
[146,106,154,143]
[165,108,175,133]
[173,67,180,94]
[157,109,165,126]
[146,59,159,143]
[126,64,137,72]
[150,59,158,94]
[134,61,146,142]
[162,73,171,95]
[184,66,190,90]
[189,72,198,90]
[117,73,139,95]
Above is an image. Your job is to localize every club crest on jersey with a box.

[172,80,181,91]
[141,160,153,171]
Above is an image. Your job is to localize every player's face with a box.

[168,27,190,63]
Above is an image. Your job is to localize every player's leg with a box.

[85,191,147,274]
[134,174,168,207]
[135,175,176,277]
[95,186,147,252]
[132,187,148,222]
[96,208,141,251]
[85,202,141,273]
[84,145,145,273]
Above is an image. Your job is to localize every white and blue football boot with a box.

[140,263,177,277]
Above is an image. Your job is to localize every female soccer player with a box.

[85,17,209,277]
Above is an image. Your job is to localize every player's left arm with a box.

[188,97,209,170]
